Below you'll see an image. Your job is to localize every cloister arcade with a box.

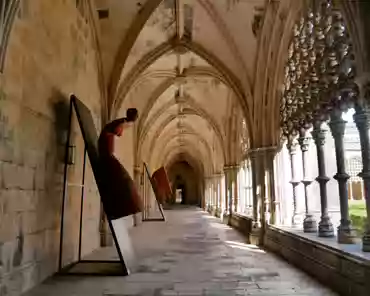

[1,0,370,295]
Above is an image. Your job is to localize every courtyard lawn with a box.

[349,201,367,235]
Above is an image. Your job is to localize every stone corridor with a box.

[25,208,337,296]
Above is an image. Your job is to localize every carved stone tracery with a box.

[280,0,357,136]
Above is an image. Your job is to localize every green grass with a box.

[349,201,367,235]
[349,201,367,216]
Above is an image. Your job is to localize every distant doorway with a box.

[177,184,186,204]
[175,189,182,203]
[168,161,201,206]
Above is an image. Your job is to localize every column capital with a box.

[354,108,370,130]
[247,145,278,158]
[298,132,311,152]
[311,125,327,146]
[223,164,240,171]
[212,172,224,178]
[329,112,347,138]
[353,76,370,107]
[287,139,299,154]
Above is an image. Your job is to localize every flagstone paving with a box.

[25,207,337,296]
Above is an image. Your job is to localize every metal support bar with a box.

[78,147,87,260]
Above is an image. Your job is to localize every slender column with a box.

[287,138,301,226]
[227,168,234,215]
[223,169,229,215]
[248,160,253,216]
[216,174,222,216]
[329,112,356,243]
[312,122,334,237]
[264,149,276,224]
[206,177,212,211]
[213,178,217,212]
[250,154,261,228]
[233,166,239,213]
[268,153,276,225]
[214,175,219,211]
[224,166,234,216]
[298,130,317,233]
[354,107,370,251]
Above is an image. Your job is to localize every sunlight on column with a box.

[342,108,355,122]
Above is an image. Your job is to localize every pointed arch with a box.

[159,144,213,175]
[138,92,225,149]
[138,106,226,163]
[111,38,174,117]
[135,77,177,136]
[153,132,214,168]
[338,1,368,75]
[125,66,234,130]
[150,123,216,166]
[166,153,205,178]
[112,38,252,138]
[108,0,163,105]
[268,4,301,146]
[196,0,250,86]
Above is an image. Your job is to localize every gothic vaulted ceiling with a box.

[93,0,298,175]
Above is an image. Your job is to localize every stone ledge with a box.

[228,213,254,243]
[264,225,370,296]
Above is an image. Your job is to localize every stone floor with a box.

[25,207,338,296]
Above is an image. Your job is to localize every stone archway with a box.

[167,160,201,206]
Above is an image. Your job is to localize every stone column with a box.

[250,152,262,229]
[312,122,334,237]
[265,149,276,224]
[298,130,317,233]
[232,166,239,213]
[223,168,230,216]
[247,159,253,216]
[354,107,370,251]
[205,177,212,211]
[249,148,276,244]
[227,168,234,216]
[215,174,222,216]
[329,112,356,243]
[257,149,275,224]
[287,138,301,226]
[212,178,217,213]
[214,175,219,212]
[221,173,226,213]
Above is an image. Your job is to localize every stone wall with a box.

[225,213,370,295]
[228,213,253,240]
[0,1,103,295]
[264,226,370,296]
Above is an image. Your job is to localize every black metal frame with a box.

[57,96,129,276]
[142,162,165,222]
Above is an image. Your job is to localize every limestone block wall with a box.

[0,1,103,295]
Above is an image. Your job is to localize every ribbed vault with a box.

[96,0,275,174]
